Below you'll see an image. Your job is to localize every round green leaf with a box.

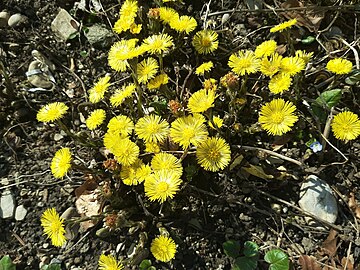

[243,241,259,257]
[264,249,289,270]
[223,240,241,259]
[233,256,258,270]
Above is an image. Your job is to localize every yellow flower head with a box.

[51,148,72,179]
[135,114,170,143]
[113,16,134,33]
[268,73,292,94]
[137,57,159,84]
[103,131,127,152]
[331,111,360,141]
[147,73,169,90]
[112,138,139,166]
[120,0,138,18]
[169,15,197,34]
[151,235,177,262]
[89,75,111,103]
[41,208,67,247]
[228,50,260,76]
[130,23,142,34]
[108,39,140,72]
[107,115,134,136]
[151,152,183,178]
[270,18,297,33]
[195,61,214,75]
[98,254,124,270]
[158,7,179,25]
[143,33,174,55]
[188,89,217,114]
[295,50,313,64]
[259,99,298,136]
[145,142,161,153]
[260,53,283,77]
[110,83,136,107]
[203,78,217,91]
[196,137,231,172]
[255,40,277,58]
[37,102,68,123]
[208,116,223,129]
[121,159,152,185]
[192,30,219,54]
[170,114,208,149]
[144,170,182,203]
[326,58,353,75]
[280,57,305,76]
[86,109,106,130]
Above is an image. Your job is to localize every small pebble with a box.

[0,11,10,27]
[8,13,27,27]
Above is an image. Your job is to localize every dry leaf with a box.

[280,0,325,32]
[341,255,354,270]
[75,188,102,231]
[298,255,322,270]
[348,192,360,219]
[241,164,274,180]
[321,229,338,257]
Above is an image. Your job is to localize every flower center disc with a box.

[271,112,285,124]
[158,182,169,193]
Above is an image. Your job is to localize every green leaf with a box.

[311,89,342,122]
[139,259,152,270]
[80,50,88,58]
[223,240,241,259]
[301,36,315,44]
[0,256,16,270]
[345,70,360,85]
[264,249,289,270]
[243,241,259,257]
[47,264,61,270]
[233,256,257,270]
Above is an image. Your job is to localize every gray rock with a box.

[8,13,27,27]
[51,9,79,41]
[0,190,15,219]
[299,175,338,229]
[0,11,10,27]
[61,207,79,240]
[27,60,54,89]
[84,24,114,48]
[15,205,27,220]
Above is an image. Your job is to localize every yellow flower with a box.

[98,254,124,270]
[192,30,219,54]
[260,53,282,77]
[151,236,176,262]
[326,58,353,75]
[147,73,169,90]
[108,39,140,72]
[121,159,152,185]
[130,23,142,34]
[254,40,277,58]
[195,61,214,75]
[228,50,260,76]
[37,102,68,123]
[280,57,305,76]
[41,208,67,247]
[169,15,197,34]
[143,33,174,54]
[158,7,179,25]
[196,137,231,172]
[295,50,313,64]
[331,111,360,140]
[188,89,217,114]
[170,114,208,149]
[145,142,161,153]
[89,75,111,103]
[110,83,136,107]
[144,170,182,203]
[268,73,292,94]
[208,116,223,129]
[203,78,217,91]
[86,109,106,130]
[120,0,138,18]
[137,57,159,84]
[151,153,183,178]
[270,18,297,33]
[51,148,72,179]
[135,114,170,143]
[112,138,139,166]
[103,131,127,152]
[107,115,134,136]
[113,16,134,33]
[259,99,298,136]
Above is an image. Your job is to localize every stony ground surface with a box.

[1,0,360,269]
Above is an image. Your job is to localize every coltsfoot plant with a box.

[35,0,358,268]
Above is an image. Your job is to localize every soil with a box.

[1,0,360,269]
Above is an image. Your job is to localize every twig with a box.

[233,145,304,167]
[340,38,360,69]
